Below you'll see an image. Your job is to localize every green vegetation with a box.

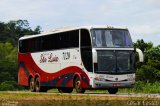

[134,40,160,82]
[119,81,160,94]
[0,20,41,91]
[0,20,41,46]
[0,20,160,93]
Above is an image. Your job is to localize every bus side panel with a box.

[18,53,91,89]
[18,66,28,86]
[18,53,36,86]
[40,66,91,88]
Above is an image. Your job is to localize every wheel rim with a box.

[35,79,40,92]
[75,80,82,92]
[30,79,34,91]
[76,81,80,88]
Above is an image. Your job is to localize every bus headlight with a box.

[94,75,105,81]
[127,74,135,81]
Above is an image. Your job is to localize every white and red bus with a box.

[18,26,143,94]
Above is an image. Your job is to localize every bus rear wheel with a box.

[58,88,73,93]
[29,78,35,92]
[35,77,40,92]
[107,88,118,94]
[35,77,48,92]
[74,77,85,93]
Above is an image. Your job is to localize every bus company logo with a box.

[40,54,47,63]
[48,53,59,62]
[40,53,59,63]
[63,52,70,60]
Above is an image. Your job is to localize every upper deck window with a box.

[91,29,133,48]
[19,30,79,53]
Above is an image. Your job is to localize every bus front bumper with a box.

[93,80,135,88]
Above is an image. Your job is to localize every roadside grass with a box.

[0,82,159,105]
[0,92,159,106]
[119,81,160,94]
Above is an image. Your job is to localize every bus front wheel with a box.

[107,88,118,94]
[74,77,85,93]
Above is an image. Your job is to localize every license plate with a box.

[113,83,121,87]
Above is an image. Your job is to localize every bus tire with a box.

[29,77,35,92]
[107,88,118,94]
[58,88,73,93]
[35,77,40,92]
[74,77,85,93]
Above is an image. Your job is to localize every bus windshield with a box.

[91,29,133,48]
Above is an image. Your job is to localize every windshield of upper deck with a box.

[91,29,133,48]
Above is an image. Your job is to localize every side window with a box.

[59,30,79,49]
[19,39,33,53]
[40,35,52,51]
[53,34,60,49]
[81,29,91,47]
[60,32,69,49]
[41,34,60,50]
[28,39,33,52]
[34,37,41,52]
[19,40,26,53]
[19,30,80,53]
[41,36,45,51]
[80,29,93,72]
[45,35,53,51]
[70,30,79,48]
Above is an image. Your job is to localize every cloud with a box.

[0,0,160,45]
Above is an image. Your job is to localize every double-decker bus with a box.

[18,25,143,94]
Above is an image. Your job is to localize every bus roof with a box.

[19,25,128,40]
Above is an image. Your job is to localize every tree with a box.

[0,20,42,46]
[0,42,17,83]
[0,20,42,90]
[133,39,153,53]
[135,42,160,82]
[133,39,153,68]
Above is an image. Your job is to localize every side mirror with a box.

[136,48,144,62]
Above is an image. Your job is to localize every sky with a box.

[0,0,160,46]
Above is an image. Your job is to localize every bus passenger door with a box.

[80,29,93,73]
